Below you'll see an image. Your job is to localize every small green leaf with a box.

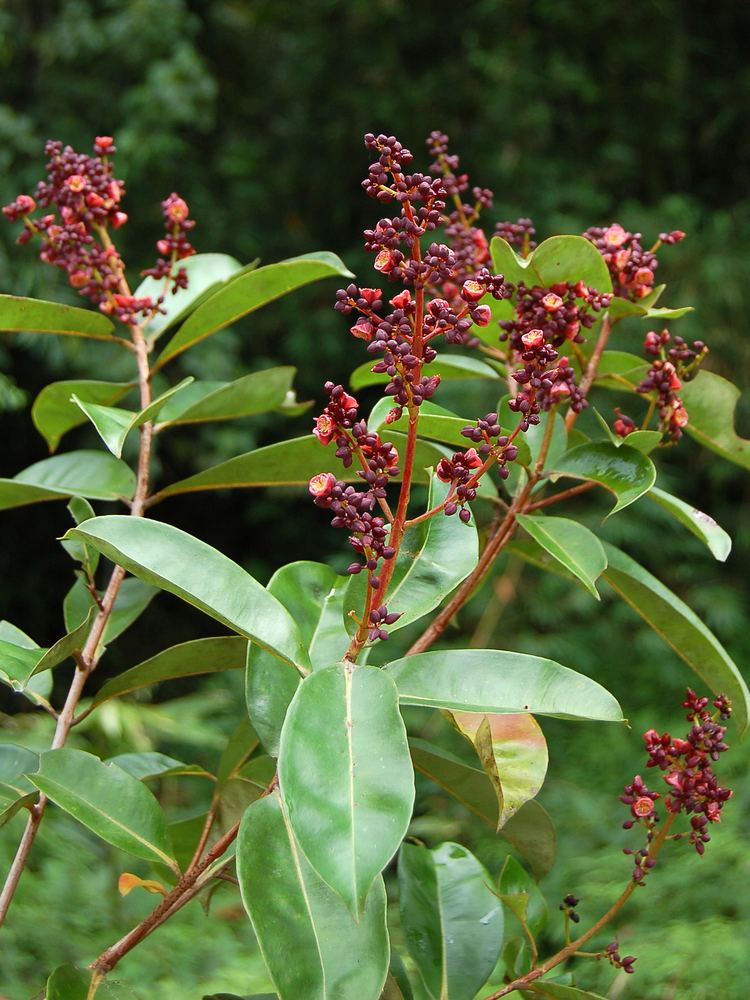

[525,983,607,999]
[31,606,97,677]
[648,487,731,562]
[237,791,389,1000]
[0,743,39,827]
[491,235,613,292]
[602,543,750,733]
[0,640,46,692]
[398,841,504,1000]
[498,855,548,937]
[28,748,177,869]
[45,964,140,999]
[278,663,414,916]
[108,752,212,781]
[92,636,247,707]
[217,755,276,832]
[0,294,115,340]
[593,350,649,390]
[450,712,549,827]
[516,514,606,599]
[216,718,260,786]
[680,370,750,470]
[591,409,661,454]
[65,517,309,672]
[32,380,133,452]
[156,252,354,369]
[63,577,157,646]
[350,353,500,391]
[385,649,624,722]
[548,442,656,515]
[156,367,303,426]
[0,450,136,511]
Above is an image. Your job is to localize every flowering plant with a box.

[0,133,746,999]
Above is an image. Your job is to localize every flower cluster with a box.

[494,217,537,255]
[3,138,195,327]
[603,941,637,975]
[583,223,685,300]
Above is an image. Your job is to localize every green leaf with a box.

[65,517,309,672]
[108,751,211,781]
[548,442,656,515]
[409,739,556,877]
[385,649,624,722]
[344,474,479,637]
[525,983,607,999]
[32,380,133,452]
[31,606,97,677]
[61,496,100,574]
[156,367,303,426]
[237,791,389,1000]
[216,718,260,786]
[154,432,447,499]
[0,743,39,827]
[0,622,52,703]
[350,353,500,391]
[63,577,157,646]
[92,636,247,707]
[450,712,549,827]
[278,663,414,916]
[72,378,194,457]
[591,409,661,454]
[217,755,277,833]
[45,965,140,999]
[28,748,177,869]
[648,487,731,562]
[491,235,613,292]
[0,450,136,511]
[602,543,750,733]
[593,350,649,390]
[0,607,96,691]
[0,294,115,340]
[498,855,548,938]
[156,252,354,368]
[680,370,750,470]
[398,841,504,1000]
[516,515,606,599]
[246,645,302,759]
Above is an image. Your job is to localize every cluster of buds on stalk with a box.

[621,689,732,882]
[583,223,685,300]
[3,138,195,327]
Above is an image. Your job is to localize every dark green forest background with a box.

[1,1,749,996]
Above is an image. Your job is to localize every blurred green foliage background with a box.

[0,1,748,997]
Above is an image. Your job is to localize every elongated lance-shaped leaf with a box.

[32,379,133,452]
[108,752,212,781]
[548,442,656,515]
[156,367,303,426]
[409,739,556,878]
[350,353,500,390]
[602,543,750,733]
[398,841,504,1000]
[72,377,194,457]
[246,562,350,756]
[0,744,39,827]
[92,636,247,707]
[63,577,157,646]
[491,234,613,292]
[153,432,446,501]
[0,621,52,705]
[450,712,549,828]
[344,474,479,637]
[647,487,731,561]
[0,607,97,691]
[155,252,354,368]
[385,649,624,722]
[680,370,750,471]
[278,662,414,917]
[237,791,390,1000]
[0,450,136,511]
[516,514,607,599]
[28,748,177,870]
[65,516,309,672]
[0,294,115,339]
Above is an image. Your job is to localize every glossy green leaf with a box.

[409,739,556,877]
[398,841,504,1000]
[72,377,194,457]
[64,577,157,646]
[216,718,260,786]
[648,487,731,561]
[31,606,97,677]
[246,562,350,756]
[278,662,414,916]
[386,951,415,1000]
[602,543,750,732]
[32,379,133,452]
[548,442,656,515]
[350,353,500,391]
[45,964,140,999]
[156,252,353,368]
[516,514,606,599]
[0,622,52,703]
[491,235,613,292]
[217,755,276,833]
[498,855,548,938]
[593,350,649,390]
[0,450,136,511]
[591,408,661,454]
[28,748,177,869]
[0,294,115,340]
[0,744,39,826]
[344,475,479,637]
[680,370,750,470]
[92,636,246,707]
[154,432,446,500]
[61,496,100,574]
[108,751,211,781]
[65,517,309,672]
[237,791,389,1000]
[385,649,624,722]
[0,639,46,691]
[525,983,607,999]
[450,712,549,827]
[156,367,302,426]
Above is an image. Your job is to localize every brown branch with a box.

[524,481,597,512]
